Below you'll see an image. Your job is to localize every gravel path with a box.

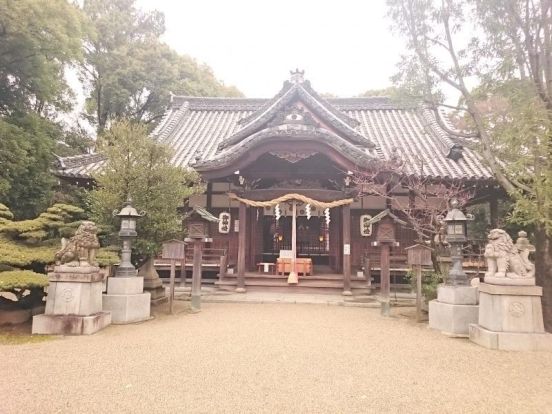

[2,303,552,413]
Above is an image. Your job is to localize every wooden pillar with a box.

[489,196,498,228]
[191,240,202,310]
[342,205,352,295]
[380,243,391,316]
[236,202,247,292]
[288,201,298,284]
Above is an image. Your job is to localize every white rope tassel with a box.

[306,203,311,220]
[324,208,330,226]
[275,204,281,221]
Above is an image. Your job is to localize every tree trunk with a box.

[535,225,552,332]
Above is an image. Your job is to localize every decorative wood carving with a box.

[269,151,317,163]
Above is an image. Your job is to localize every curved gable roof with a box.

[57,73,493,182]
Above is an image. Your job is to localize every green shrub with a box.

[405,270,443,302]
[0,270,48,309]
[0,270,48,291]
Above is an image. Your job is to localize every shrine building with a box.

[57,71,497,294]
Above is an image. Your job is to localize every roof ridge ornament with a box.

[290,68,305,84]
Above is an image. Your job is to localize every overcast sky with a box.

[138,0,405,98]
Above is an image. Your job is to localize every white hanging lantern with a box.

[218,212,231,234]
[360,214,373,236]
[324,208,331,226]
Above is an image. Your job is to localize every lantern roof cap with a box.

[189,206,219,223]
[444,208,467,222]
[405,243,434,251]
[114,197,145,218]
[364,209,407,226]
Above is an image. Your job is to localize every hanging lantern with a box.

[360,214,373,237]
[218,212,231,234]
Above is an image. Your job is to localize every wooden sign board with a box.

[405,244,433,267]
[162,239,187,260]
[376,217,396,243]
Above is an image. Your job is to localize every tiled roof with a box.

[55,153,106,179]
[57,77,494,182]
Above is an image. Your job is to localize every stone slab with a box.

[469,324,552,352]
[32,312,111,335]
[49,271,104,283]
[429,300,479,336]
[437,285,478,305]
[478,290,545,333]
[45,280,103,316]
[484,276,535,286]
[479,283,542,296]
[107,276,144,295]
[0,308,31,325]
[102,292,151,324]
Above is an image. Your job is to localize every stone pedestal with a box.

[429,285,479,337]
[469,283,552,351]
[102,276,151,324]
[32,266,111,335]
[138,258,167,305]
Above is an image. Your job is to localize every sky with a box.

[138,0,405,98]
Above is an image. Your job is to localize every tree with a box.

[0,0,85,115]
[80,0,242,134]
[0,114,58,219]
[387,0,552,330]
[88,120,202,260]
[354,159,475,273]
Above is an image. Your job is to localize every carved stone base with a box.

[469,283,551,351]
[469,325,552,351]
[32,312,111,335]
[32,266,110,335]
[102,277,151,324]
[484,276,535,286]
[429,285,479,337]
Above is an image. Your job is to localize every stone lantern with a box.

[429,198,478,336]
[443,198,470,286]
[103,197,151,324]
[113,197,145,277]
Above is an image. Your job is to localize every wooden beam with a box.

[288,201,298,284]
[236,202,247,292]
[240,188,351,202]
[191,241,202,310]
[342,205,352,295]
[380,243,391,316]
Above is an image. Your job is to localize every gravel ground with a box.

[2,302,552,414]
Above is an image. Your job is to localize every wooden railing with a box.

[154,247,228,278]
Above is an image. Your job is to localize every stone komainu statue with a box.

[484,229,535,280]
[54,221,100,267]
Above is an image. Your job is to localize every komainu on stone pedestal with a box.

[32,221,111,335]
[54,221,100,267]
[470,228,552,351]
[484,229,535,286]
